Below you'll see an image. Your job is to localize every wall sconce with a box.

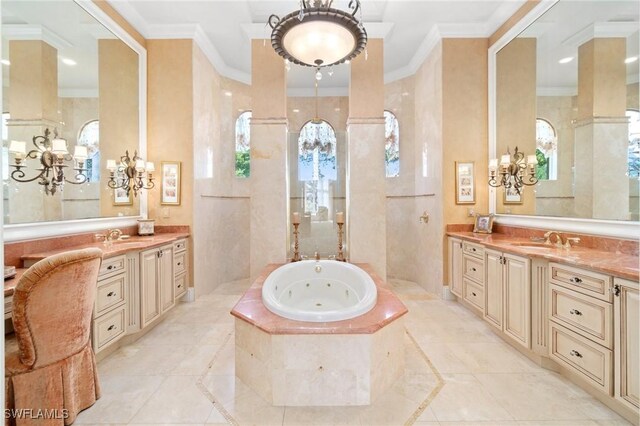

[488,146,538,195]
[8,128,88,196]
[106,150,155,197]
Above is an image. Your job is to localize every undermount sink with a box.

[106,242,142,248]
[509,242,554,249]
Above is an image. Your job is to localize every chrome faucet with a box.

[314,251,321,261]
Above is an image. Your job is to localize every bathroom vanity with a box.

[447,230,639,423]
[4,232,190,359]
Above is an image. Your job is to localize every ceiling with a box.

[108,0,525,94]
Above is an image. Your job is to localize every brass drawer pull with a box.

[471,267,476,272]
[569,349,583,358]
[177,262,182,266]
[471,292,477,297]
[177,284,183,288]
[107,265,115,270]
[569,309,582,316]
[107,291,116,297]
[569,277,583,284]
[107,325,116,331]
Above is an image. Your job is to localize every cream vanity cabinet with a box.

[140,244,175,327]
[448,238,463,297]
[613,277,639,411]
[174,239,188,299]
[484,249,531,349]
[92,255,128,352]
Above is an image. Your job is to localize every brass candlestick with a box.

[291,222,301,262]
[336,222,346,261]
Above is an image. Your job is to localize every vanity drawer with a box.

[174,239,187,253]
[99,255,126,278]
[96,273,126,317]
[93,305,126,352]
[463,242,484,259]
[549,263,612,303]
[174,252,187,276]
[549,322,612,394]
[549,284,612,348]
[463,255,484,284]
[463,279,484,312]
[175,273,187,299]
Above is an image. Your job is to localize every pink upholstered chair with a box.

[5,248,103,425]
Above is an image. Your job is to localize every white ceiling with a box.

[107,0,526,94]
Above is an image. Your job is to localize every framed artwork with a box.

[455,161,475,204]
[112,170,133,206]
[161,161,181,205]
[473,213,495,234]
[504,186,523,205]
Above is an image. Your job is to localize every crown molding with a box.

[2,24,73,50]
[563,22,640,48]
[384,25,440,83]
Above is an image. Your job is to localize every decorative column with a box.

[7,40,60,222]
[574,37,628,220]
[250,40,289,279]
[347,39,386,278]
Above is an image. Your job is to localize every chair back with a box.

[12,248,103,368]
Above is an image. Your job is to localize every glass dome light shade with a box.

[283,21,356,66]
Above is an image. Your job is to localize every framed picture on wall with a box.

[161,161,181,205]
[504,187,523,205]
[112,170,133,206]
[455,161,475,204]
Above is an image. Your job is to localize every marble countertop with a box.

[447,231,639,281]
[5,232,189,298]
[231,263,408,335]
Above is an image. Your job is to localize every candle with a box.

[336,211,344,224]
[51,138,68,155]
[135,159,146,171]
[527,155,537,165]
[292,212,300,224]
[489,158,498,169]
[106,159,117,172]
[73,145,88,160]
[9,140,26,156]
[146,162,155,172]
[500,154,511,165]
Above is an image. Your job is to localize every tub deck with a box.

[230,263,408,334]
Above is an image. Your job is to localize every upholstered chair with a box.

[5,248,103,425]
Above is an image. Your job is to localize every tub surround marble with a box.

[231,263,408,335]
[233,262,407,406]
[446,228,639,281]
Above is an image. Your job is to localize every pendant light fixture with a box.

[268,0,367,69]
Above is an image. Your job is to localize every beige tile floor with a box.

[75,279,631,426]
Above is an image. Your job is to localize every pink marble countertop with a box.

[4,269,27,298]
[231,263,408,335]
[447,231,639,281]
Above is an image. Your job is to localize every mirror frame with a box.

[488,0,640,239]
[2,0,148,242]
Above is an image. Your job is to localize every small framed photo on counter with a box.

[161,161,181,205]
[473,213,494,234]
[455,161,475,204]
[503,186,523,205]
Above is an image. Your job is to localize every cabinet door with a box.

[140,249,161,327]
[484,248,503,330]
[449,238,463,297]
[503,254,531,348]
[614,278,639,410]
[159,245,175,313]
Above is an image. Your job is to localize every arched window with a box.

[235,111,251,178]
[77,119,100,182]
[627,109,640,179]
[535,118,557,180]
[384,110,400,177]
[298,120,336,215]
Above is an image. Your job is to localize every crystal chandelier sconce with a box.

[106,150,155,197]
[8,128,88,196]
[268,0,367,69]
[488,146,538,195]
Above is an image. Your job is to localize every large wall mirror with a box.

[490,0,639,236]
[1,0,146,240]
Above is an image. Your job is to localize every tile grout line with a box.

[122,375,170,425]
[404,328,446,426]
[195,329,238,426]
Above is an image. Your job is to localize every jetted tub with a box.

[261,260,377,322]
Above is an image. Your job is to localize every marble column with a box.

[574,38,628,220]
[347,39,386,278]
[250,40,289,279]
[7,40,60,223]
